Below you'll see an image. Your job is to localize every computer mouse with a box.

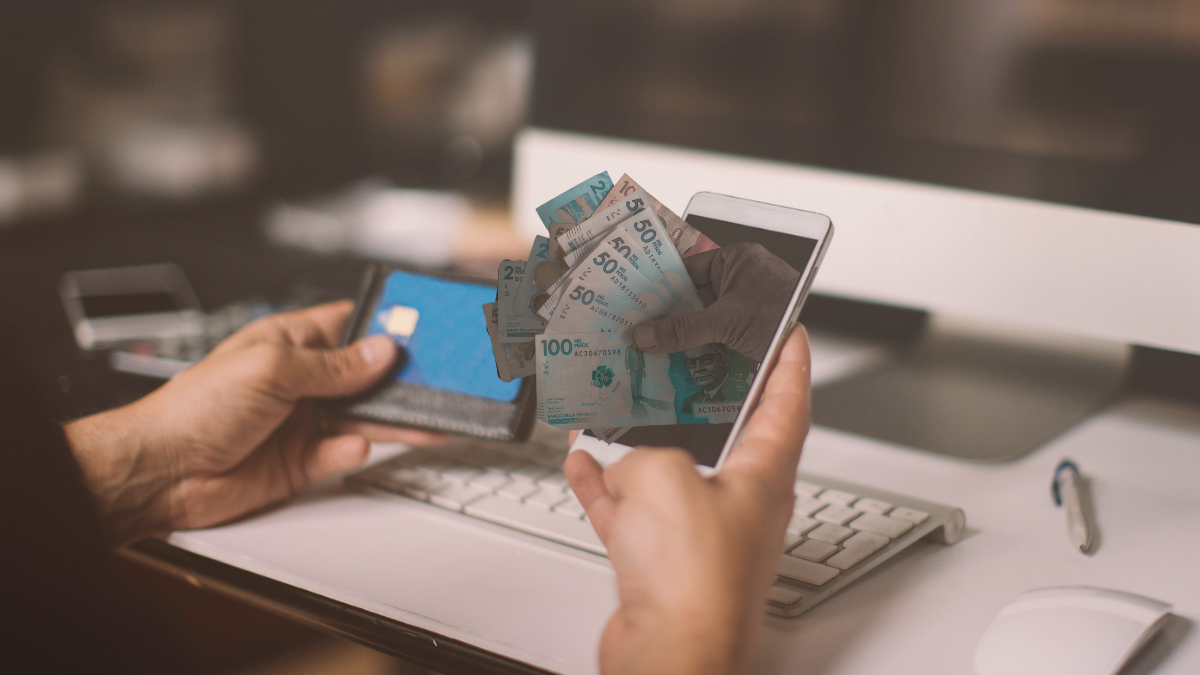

[975,586,1172,675]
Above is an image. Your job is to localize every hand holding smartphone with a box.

[572,191,832,471]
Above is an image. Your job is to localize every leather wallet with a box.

[324,264,536,442]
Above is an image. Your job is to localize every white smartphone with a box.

[60,263,205,350]
[570,192,834,474]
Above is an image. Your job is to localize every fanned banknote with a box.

[496,260,548,342]
[535,332,753,430]
[599,174,720,259]
[540,210,701,321]
[483,302,535,382]
[564,211,704,313]
[535,172,615,275]
[556,187,650,254]
[540,239,682,322]
[544,275,658,333]
[513,235,557,319]
[484,171,747,441]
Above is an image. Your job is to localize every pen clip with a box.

[1051,459,1079,506]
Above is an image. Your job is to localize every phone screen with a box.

[585,215,818,467]
[366,270,523,403]
[81,292,183,318]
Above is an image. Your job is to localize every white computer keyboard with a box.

[349,431,965,617]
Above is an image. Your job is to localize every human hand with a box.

[65,300,448,545]
[566,327,811,675]
[632,243,800,361]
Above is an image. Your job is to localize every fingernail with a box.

[633,323,656,349]
[359,335,396,366]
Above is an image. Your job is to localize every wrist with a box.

[63,402,177,546]
[622,594,757,675]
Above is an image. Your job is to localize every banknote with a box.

[483,302,536,381]
[610,211,705,312]
[483,302,511,381]
[505,340,536,379]
[560,211,703,314]
[513,236,558,319]
[556,187,649,254]
[544,274,658,334]
[545,223,573,278]
[599,174,720,258]
[535,331,753,430]
[497,260,523,309]
[538,241,683,322]
[539,211,693,321]
[535,172,615,272]
[496,261,548,342]
[535,171,615,230]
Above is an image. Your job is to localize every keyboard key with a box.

[814,504,863,526]
[497,480,540,501]
[467,471,510,492]
[767,584,804,605]
[400,476,448,502]
[536,472,571,491]
[817,489,858,505]
[793,499,826,517]
[807,522,854,544]
[387,467,424,483]
[465,496,605,555]
[889,507,929,524]
[786,514,819,536]
[826,532,888,570]
[849,512,913,538]
[854,498,893,514]
[439,465,482,484]
[790,539,838,562]
[507,464,552,482]
[553,494,588,519]
[783,533,803,551]
[776,556,839,586]
[429,483,489,511]
[525,489,568,510]
[793,481,824,498]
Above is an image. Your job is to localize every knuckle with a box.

[321,348,355,378]
[729,241,766,259]
[667,314,694,344]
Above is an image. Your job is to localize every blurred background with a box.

[4,0,1200,672]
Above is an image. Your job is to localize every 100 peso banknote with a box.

[535,331,754,430]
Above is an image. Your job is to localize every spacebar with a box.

[465,496,607,556]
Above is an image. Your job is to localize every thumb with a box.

[632,310,727,354]
[276,334,399,399]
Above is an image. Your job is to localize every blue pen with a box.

[1051,459,1094,554]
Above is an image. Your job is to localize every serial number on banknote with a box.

[695,403,744,415]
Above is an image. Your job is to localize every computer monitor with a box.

[513,1,1200,358]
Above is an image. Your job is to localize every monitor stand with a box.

[810,318,1129,462]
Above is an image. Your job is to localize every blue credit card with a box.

[366,270,521,402]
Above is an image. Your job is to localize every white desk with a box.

[167,390,1200,674]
